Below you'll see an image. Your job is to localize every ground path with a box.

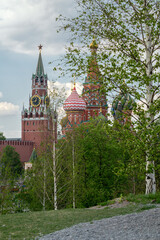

[39,207,160,240]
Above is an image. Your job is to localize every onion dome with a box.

[112,92,135,118]
[64,87,86,111]
[90,38,98,49]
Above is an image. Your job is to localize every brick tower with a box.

[21,45,53,150]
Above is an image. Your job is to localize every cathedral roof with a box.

[64,86,86,111]
[112,92,135,118]
[36,45,44,77]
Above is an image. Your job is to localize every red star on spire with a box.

[38,44,43,52]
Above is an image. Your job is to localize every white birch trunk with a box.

[43,160,46,211]
[53,112,57,210]
[72,136,75,209]
[145,9,156,194]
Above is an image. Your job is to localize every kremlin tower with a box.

[0,45,54,163]
[21,45,53,149]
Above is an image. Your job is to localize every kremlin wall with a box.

[0,140,34,164]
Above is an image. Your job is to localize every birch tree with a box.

[57,0,160,194]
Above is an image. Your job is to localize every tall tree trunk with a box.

[72,136,75,209]
[43,160,46,211]
[145,7,156,194]
[53,113,57,210]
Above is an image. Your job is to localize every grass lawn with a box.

[0,202,157,240]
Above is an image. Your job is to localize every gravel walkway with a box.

[39,208,160,240]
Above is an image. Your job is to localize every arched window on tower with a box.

[35,76,38,83]
[24,112,28,118]
[40,112,43,117]
[40,76,44,84]
[30,112,33,118]
[36,112,39,118]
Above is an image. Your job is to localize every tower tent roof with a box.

[29,148,37,163]
[36,46,44,77]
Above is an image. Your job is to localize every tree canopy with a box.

[57,0,160,194]
[0,145,23,180]
[0,132,6,140]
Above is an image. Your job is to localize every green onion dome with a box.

[112,92,135,119]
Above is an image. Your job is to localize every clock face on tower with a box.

[31,95,41,107]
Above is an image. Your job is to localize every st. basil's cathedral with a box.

[0,40,134,167]
[62,39,108,135]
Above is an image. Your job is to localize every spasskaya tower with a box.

[21,45,53,149]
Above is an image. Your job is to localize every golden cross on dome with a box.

[38,44,43,53]
[74,74,76,89]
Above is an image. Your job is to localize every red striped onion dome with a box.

[64,87,86,111]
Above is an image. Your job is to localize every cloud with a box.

[0,92,3,98]
[0,102,20,116]
[49,80,83,96]
[0,0,75,55]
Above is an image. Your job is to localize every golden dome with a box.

[90,38,98,49]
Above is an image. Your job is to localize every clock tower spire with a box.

[36,45,44,77]
[21,46,53,150]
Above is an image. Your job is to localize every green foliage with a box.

[137,205,156,212]
[0,146,23,180]
[126,192,160,204]
[0,132,6,140]
[56,0,160,194]
[0,146,25,214]
[24,152,54,211]
[56,120,146,208]
[24,119,156,210]
[80,122,135,205]
[0,185,13,215]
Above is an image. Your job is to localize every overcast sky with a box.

[0,0,85,138]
